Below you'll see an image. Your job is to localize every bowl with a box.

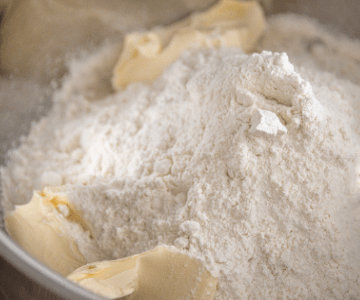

[0,0,359,299]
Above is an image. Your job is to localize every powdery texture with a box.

[2,15,360,300]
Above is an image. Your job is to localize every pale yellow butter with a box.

[5,187,88,276]
[112,0,266,89]
[67,246,218,300]
[67,254,140,298]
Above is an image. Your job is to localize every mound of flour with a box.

[2,15,360,300]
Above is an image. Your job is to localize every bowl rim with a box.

[0,229,107,300]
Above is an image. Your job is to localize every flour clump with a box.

[2,16,360,300]
[249,108,287,137]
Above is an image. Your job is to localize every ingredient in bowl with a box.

[4,187,87,276]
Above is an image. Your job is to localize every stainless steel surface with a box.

[0,0,359,299]
[0,230,106,300]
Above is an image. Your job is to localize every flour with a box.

[2,14,360,300]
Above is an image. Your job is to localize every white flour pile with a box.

[2,14,360,299]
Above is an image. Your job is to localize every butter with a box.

[112,0,266,89]
[67,246,218,300]
[68,254,140,299]
[5,187,88,276]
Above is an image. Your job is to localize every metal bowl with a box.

[0,0,359,299]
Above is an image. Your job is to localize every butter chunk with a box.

[249,108,287,137]
[68,254,140,299]
[67,246,218,300]
[112,0,266,89]
[5,187,88,276]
